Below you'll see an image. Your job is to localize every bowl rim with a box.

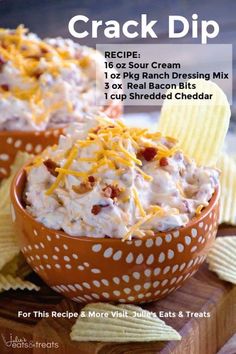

[0,103,122,136]
[11,162,220,243]
[0,126,64,137]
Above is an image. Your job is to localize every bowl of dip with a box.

[11,116,220,304]
[0,26,121,178]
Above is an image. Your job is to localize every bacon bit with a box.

[159,157,169,167]
[102,184,121,199]
[102,186,113,198]
[43,159,60,177]
[0,42,7,49]
[72,182,92,194]
[0,56,5,71]
[91,126,101,134]
[33,70,43,79]
[72,176,96,194]
[91,204,102,215]
[41,48,49,54]
[88,175,96,184]
[0,84,9,91]
[138,147,157,161]
[136,151,142,160]
[27,55,41,60]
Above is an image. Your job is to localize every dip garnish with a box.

[25,116,219,239]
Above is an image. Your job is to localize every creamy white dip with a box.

[25,115,219,239]
[0,26,107,131]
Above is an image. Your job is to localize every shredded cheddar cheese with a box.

[25,113,219,240]
[118,139,142,165]
[28,116,190,238]
[196,204,204,215]
[44,118,179,197]
[135,166,153,181]
[55,168,88,178]
[176,182,186,198]
[45,146,78,195]
[25,112,219,241]
[123,208,163,241]
[149,205,164,213]
[123,215,151,241]
[132,187,146,217]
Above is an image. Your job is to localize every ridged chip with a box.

[158,79,231,166]
[0,274,39,293]
[217,153,236,225]
[0,151,34,282]
[0,213,20,271]
[70,303,181,342]
[0,151,33,211]
[1,253,32,278]
[206,236,236,284]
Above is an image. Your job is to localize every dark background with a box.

[0,0,235,117]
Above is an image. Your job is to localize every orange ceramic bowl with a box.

[0,102,122,180]
[11,167,220,304]
[0,127,64,179]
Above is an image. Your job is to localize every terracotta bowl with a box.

[0,127,64,180]
[0,102,122,180]
[11,167,220,304]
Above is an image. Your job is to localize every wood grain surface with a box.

[217,333,236,354]
[0,229,235,354]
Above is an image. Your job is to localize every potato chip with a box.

[0,151,34,283]
[206,236,236,284]
[0,151,33,210]
[0,213,19,271]
[1,253,32,278]
[14,257,33,278]
[79,303,166,329]
[0,274,39,293]
[70,303,181,342]
[158,79,231,166]
[217,153,236,225]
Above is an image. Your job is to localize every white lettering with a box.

[104,20,120,38]
[169,15,189,38]
[202,20,219,44]
[141,14,157,38]
[123,20,138,38]
[68,15,89,38]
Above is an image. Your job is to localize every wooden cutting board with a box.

[0,228,235,354]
